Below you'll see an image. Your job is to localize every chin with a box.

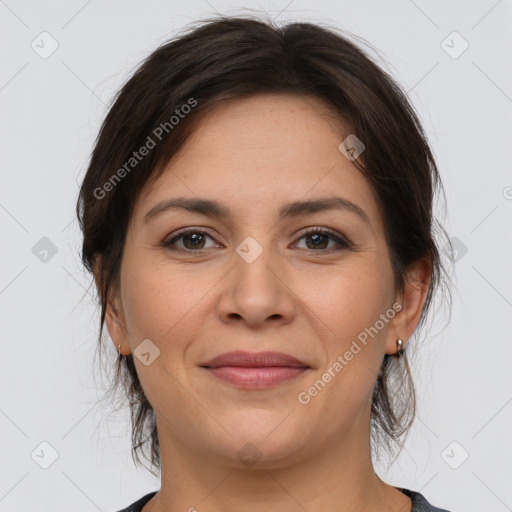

[213,415,311,469]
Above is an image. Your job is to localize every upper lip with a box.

[200,351,310,369]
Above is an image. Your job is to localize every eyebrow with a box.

[143,196,371,226]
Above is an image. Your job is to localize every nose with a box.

[216,245,296,330]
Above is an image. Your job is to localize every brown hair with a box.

[76,14,451,476]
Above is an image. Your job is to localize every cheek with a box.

[303,261,393,341]
[299,257,393,402]
[119,255,218,348]
[118,255,218,418]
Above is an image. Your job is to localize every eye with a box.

[163,228,219,251]
[293,227,351,253]
[163,227,351,254]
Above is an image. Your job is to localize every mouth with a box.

[199,351,311,390]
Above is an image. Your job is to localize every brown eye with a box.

[164,229,218,251]
[294,228,351,253]
[163,227,351,254]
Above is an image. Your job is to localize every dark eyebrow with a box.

[143,196,370,225]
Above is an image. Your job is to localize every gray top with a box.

[114,488,453,512]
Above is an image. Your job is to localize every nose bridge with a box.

[217,232,295,327]
[233,233,281,301]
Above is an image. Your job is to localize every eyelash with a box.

[163,227,351,254]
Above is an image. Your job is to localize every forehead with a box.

[133,93,382,229]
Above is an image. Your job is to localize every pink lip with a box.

[201,350,308,368]
[200,351,310,390]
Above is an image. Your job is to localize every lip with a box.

[200,350,309,369]
[200,351,310,390]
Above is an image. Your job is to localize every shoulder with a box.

[112,491,158,512]
[401,488,453,512]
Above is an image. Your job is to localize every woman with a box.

[77,14,453,512]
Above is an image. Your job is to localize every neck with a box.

[143,411,411,512]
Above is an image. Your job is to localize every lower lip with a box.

[204,366,309,389]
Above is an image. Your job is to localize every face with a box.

[105,93,425,468]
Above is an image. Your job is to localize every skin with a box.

[99,93,430,512]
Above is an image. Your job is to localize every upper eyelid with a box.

[166,227,221,244]
[165,226,350,248]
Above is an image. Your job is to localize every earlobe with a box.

[104,294,131,356]
[93,255,131,356]
[385,258,432,355]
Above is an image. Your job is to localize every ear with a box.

[385,257,432,355]
[92,256,131,356]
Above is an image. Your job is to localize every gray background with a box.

[1,0,511,511]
